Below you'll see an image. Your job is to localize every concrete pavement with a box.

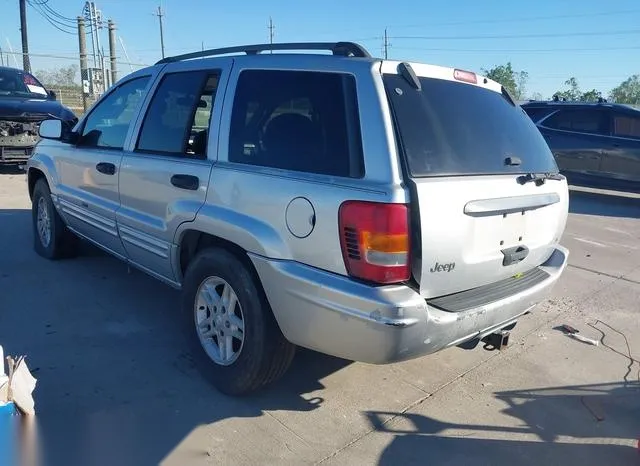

[0,169,638,465]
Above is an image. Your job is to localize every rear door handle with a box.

[170,174,199,191]
[96,162,116,175]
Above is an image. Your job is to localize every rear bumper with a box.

[250,245,569,364]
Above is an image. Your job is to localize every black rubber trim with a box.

[427,267,550,313]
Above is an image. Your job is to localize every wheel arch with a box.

[27,154,59,201]
[176,229,265,293]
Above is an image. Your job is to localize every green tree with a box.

[609,75,640,104]
[34,65,80,88]
[580,89,603,102]
[554,77,581,101]
[481,62,528,100]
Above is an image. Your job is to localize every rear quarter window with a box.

[228,69,364,178]
[543,109,610,135]
[383,74,558,177]
[522,107,554,123]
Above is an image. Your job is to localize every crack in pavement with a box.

[568,263,640,285]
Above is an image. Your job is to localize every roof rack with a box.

[155,42,371,65]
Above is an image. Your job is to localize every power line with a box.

[391,45,640,53]
[27,0,76,35]
[392,29,640,41]
[393,8,640,29]
[30,0,76,24]
[2,50,148,67]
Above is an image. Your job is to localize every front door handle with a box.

[170,174,199,191]
[96,162,116,175]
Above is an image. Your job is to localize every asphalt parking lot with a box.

[1,168,639,466]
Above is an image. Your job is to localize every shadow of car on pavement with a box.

[0,208,352,466]
[366,382,640,466]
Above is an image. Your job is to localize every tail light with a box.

[338,201,410,284]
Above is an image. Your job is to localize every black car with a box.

[0,66,77,165]
[521,100,640,190]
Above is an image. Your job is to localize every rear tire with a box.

[182,247,296,395]
[31,179,79,260]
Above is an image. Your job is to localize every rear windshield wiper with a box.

[518,172,564,186]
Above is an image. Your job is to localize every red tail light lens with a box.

[338,201,410,284]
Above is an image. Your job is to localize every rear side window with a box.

[543,109,610,135]
[613,113,640,139]
[228,70,364,178]
[383,74,557,177]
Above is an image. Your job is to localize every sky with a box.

[0,0,639,98]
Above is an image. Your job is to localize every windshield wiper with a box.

[517,172,564,186]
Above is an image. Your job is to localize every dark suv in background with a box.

[521,100,640,191]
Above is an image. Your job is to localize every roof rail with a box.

[155,41,371,65]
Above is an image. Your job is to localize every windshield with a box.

[0,68,50,99]
[383,74,558,177]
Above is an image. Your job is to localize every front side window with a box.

[543,109,610,135]
[79,76,150,149]
[136,71,219,157]
[228,69,364,178]
[613,113,640,139]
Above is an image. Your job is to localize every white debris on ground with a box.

[0,345,37,415]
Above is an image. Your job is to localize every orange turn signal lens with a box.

[362,232,409,253]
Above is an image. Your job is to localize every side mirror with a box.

[38,119,63,140]
[48,90,57,101]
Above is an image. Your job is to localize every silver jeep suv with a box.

[26,42,569,395]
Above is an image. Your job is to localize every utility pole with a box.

[77,16,89,113]
[83,2,97,68]
[383,28,389,60]
[93,3,106,88]
[108,19,117,86]
[268,17,275,52]
[19,0,31,72]
[155,5,165,59]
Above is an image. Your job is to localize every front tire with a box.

[182,247,296,395]
[32,178,78,259]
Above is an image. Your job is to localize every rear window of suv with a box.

[383,74,558,177]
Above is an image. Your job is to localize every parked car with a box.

[0,66,77,166]
[521,100,640,189]
[26,42,569,395]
